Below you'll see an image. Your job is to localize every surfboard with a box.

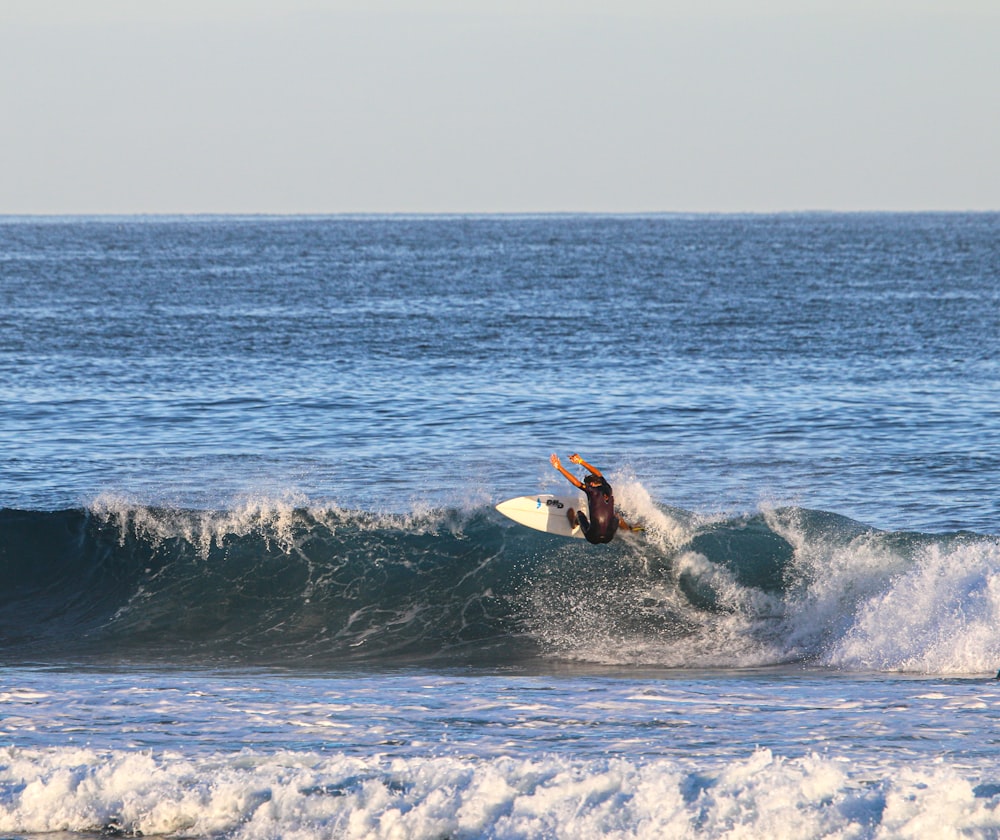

[495,494,586,539]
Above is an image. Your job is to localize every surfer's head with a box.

[584,473,605,487]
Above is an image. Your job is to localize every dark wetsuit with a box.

[577,479,619,544]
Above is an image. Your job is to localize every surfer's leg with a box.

[576,510,590,536]
[618,515,641,532]
[567,508,578,528]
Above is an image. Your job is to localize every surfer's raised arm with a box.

[568,453,603,477]
[550,453,584,488]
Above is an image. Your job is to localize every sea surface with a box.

[1,213,1000,838]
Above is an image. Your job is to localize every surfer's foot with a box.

[567,508,578,528]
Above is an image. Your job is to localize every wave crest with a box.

[1,496,998,674]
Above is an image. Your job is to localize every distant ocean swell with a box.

[2,492,999,673]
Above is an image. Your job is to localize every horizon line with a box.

[2,208,998,221]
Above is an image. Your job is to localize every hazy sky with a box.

[2,0,998,214]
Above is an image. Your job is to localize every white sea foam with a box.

[612,471,703,551]
[90,492,315,559]
[824,539,1000,673]
[88,492,469,560]
[1,746,998,839]
[761,512,1000,674]
[530,496,1000,674]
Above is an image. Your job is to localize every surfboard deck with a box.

[495,494,586,539]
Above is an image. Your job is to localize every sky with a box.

[2,0,998,214]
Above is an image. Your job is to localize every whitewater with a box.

[2,213,1000,838]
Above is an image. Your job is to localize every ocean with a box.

[1,212,999,838]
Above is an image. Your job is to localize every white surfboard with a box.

[495,494,586,539]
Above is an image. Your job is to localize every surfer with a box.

[549,453,635,544]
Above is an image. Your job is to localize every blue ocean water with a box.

[2,213,1000,837]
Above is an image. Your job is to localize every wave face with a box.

[3,492,999,673]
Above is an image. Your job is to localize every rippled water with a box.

[2,213,1000,838]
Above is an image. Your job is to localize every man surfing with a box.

[550,453,637,544]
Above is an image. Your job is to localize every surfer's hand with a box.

[569,453,582,464]
[550,453,561,468]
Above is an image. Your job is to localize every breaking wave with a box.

[2,486,999,674]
